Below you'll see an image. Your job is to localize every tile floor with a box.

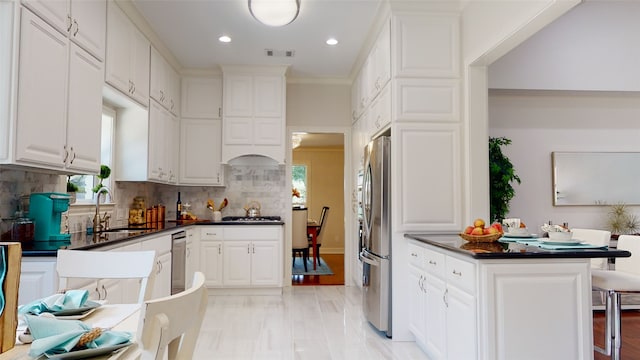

[193,286,427,359]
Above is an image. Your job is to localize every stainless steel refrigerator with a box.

[361,135,391,338]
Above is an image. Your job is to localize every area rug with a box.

[292,256,333,275]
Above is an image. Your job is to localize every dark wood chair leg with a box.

[316,245,321,265]
[302,249,308,272]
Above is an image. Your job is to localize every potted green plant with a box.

[92,165,112,193]
[489,137,521,223]
[66,175,79,204]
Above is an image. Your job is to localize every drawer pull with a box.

[452,269,462,276]
[428,260,437,265]
[411,252,418,257]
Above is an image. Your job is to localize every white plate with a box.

[44,343,131,359]
[53,307,99,320]
[49,300,102,317]
[539,238,583,245]
[502,233,535,238]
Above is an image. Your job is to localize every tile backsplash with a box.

[1,156,288,237]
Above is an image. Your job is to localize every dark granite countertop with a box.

[17,220,284,257]
[405,233,631,260]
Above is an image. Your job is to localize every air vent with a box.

[264,49,295,58]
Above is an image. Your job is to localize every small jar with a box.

[12,215,35,242]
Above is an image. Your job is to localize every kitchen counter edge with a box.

[20,221,285,257]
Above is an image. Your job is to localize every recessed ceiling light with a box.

[219,35,231,43]
[326,38,338,46]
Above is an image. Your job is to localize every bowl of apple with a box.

[460,219,504,243]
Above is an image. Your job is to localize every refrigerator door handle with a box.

[361,249,386,266]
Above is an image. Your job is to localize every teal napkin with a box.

[24,314,132,357]
[0,246,5,317]
[18,289,89,315]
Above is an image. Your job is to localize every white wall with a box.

[489,90,640,231]
[286,82,351,127]
[489,1,640,91]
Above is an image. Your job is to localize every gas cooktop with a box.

[222,216,282,222]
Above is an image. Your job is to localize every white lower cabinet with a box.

[19,258,57,305]
[141,234,172,299]
[409,238,594,360]
[185,228,199,288]
[409,240,477,359]
[199,225,283,291]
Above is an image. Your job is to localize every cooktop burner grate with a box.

[222,216,282,222]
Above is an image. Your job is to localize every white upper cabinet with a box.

[393,13,460,78]
[150,46,180,116]
[180,76,224,186]
[181,76,222,119]
[15,8,102,173]
[22,0,106,61]
[105,1,149,106]
[221,66,287,164]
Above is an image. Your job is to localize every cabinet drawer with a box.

[423,247,445,278]
[224,226,281,241]
[407,241,424,269]
[141,235,172,254]
[445,256,476,294]
[201,227,224,240]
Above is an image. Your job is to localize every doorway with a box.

[289,132,347,286]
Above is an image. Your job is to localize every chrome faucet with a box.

[94,187,112,233]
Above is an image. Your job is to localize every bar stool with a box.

[591,234,640,360]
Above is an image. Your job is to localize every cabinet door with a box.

[394,123,461,232]
[423,274,447,359]
[148,101,165,181]
[181,76,222,119]
[167,113,179,183]
[149,46,166,104]
[151,252,172,299]
[19,259,57,305]
[200,241,223,287]
[129,25,150,105]
[167,64,180,115]
[253,75,282,117]
[16,9,68,168]
[446,286,477,359]
[253,118,281,145]
[374,19,391,94]
[224,75,252,117]
[224,117,252,145]
[105,2,131,96]
[185,231,198,287]
[66,42,102,173]
[180,118,223,185]
[251,240,280,286]
[223,241,252,286]
[69,0,106,61]
[21,0,68,35]
[408,265,426,345]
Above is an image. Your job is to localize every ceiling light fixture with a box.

[249,0,300,27]
[326,38,338,46]
[218,35,231,43]
[292,135,302,149]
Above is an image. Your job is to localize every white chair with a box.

[136,271,208,360]
[292,208,309,272]
[571,228,612,269]
[592,234,640,359]
[56,249,156,304]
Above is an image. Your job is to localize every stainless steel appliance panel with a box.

[361,135,392,337]
[171,230,186,294]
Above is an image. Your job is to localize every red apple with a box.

[464,226,474,235]
[487,227,500,235]
[491,223,503,233]
[483,227,490,235]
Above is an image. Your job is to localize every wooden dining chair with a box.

[292,208,309,272]
[56,249,156,304]
[592,235,640,359]
[136,271,208,360]
[308,206,329,265]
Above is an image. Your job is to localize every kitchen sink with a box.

[97,227,153,234]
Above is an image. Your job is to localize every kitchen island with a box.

[404,233,630,360]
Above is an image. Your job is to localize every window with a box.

[69,106,115,203]
[292,164,308,207]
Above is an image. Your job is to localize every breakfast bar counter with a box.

[403,233,629,360]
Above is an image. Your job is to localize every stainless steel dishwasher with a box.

[171,230,186,294]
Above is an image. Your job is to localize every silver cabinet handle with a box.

[428,260,437,265]
[101,284,107,300]
[73,19,78,36]
[452,269,462,277]
[218,244,221,254]
[69,146,75,164]
[443,288,448,308]
[67,14,73,32]
[410,252,418,258]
